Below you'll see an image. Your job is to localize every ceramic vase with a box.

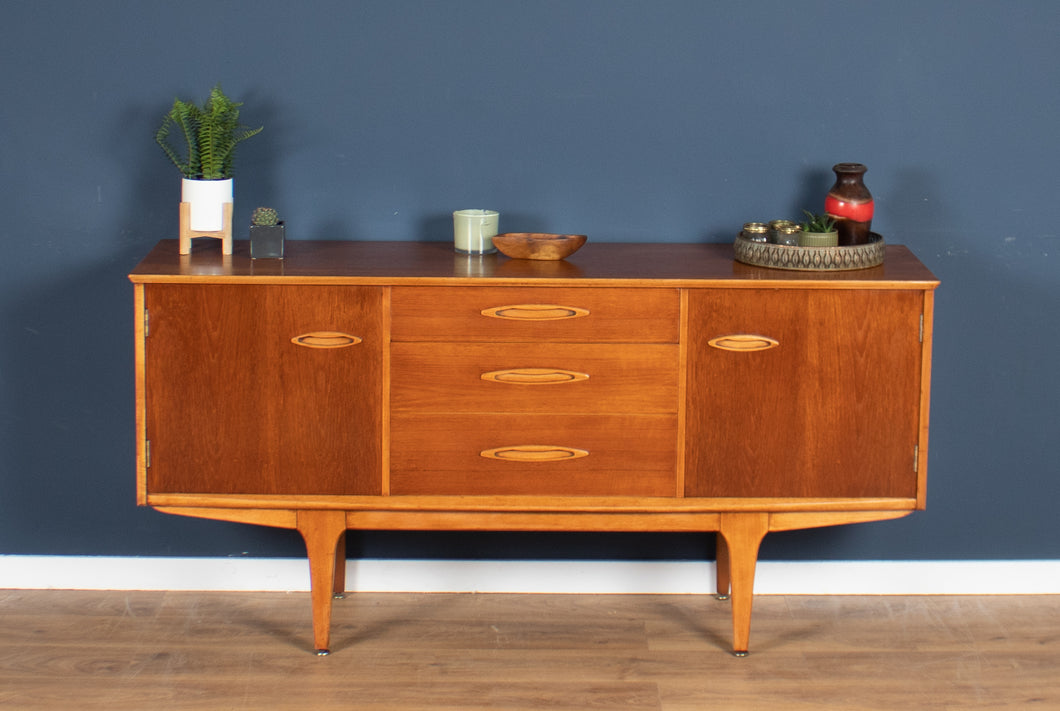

[825,163,873,246]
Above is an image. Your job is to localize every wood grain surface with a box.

[1,590,1054,710]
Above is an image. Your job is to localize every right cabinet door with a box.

[685,288,925,499]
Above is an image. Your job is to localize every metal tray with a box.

[734,232,885,271]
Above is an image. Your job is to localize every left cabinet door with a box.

[142,284,384,496]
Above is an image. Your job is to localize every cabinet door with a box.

[685,289,924,498]
[143,284,384,495]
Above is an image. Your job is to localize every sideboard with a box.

[129,239,938,655]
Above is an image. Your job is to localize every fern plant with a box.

[155,85,262,180]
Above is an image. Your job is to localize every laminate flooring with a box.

[1,590,1056,710]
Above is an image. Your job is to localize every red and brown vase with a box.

[825,163,874,246]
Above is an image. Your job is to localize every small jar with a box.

[774,224,802,246]
[741,222,770,242]
[769,219,797,242]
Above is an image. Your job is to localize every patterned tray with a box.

[734,232,885,271]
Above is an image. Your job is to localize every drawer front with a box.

[391,343,679,414]
[391,286,679,343]
[390,414,677,496]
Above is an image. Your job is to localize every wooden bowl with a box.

[492,233,587,260]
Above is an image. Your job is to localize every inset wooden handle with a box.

[291,332,363,349]
[481,304,590,321]
[708,334,779,352]
[480,445,590,462]
[481,368,590,385]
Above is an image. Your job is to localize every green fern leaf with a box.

[155,84,261,180]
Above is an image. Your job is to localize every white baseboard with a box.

[2,556,1058,594]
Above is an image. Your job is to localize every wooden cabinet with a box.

[130,240,938,656]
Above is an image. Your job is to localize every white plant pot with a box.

[182,178,233,232]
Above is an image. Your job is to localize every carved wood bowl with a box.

[492,233,587,260]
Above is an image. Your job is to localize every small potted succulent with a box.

[798,210,838,247]
[249,207,285,259]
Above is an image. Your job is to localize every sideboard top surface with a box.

[130,240,939,289]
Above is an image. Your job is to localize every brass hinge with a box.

[913,444,919,473]
[145,439,151,468]
[144,308,150,337]
[919,314,924,343]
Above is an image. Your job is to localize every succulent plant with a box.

[801,210,836,234]
[251,207,279,226]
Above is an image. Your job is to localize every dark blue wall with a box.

[2,1,1057,561]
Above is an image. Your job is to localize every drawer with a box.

[391,343,678,414]
[390,286,679,343]
[390,414,677,496]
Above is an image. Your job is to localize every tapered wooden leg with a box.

[717,513,770,656]
[715,533,731,600]
[333,531,347,598]
[296,510,348,655]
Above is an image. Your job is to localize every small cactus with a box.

[251,207,279,226]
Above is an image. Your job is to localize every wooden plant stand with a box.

[179,202,233,255]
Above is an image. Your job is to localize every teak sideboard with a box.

[129,240,939,655]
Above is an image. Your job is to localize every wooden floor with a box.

[1,590,1056,710]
